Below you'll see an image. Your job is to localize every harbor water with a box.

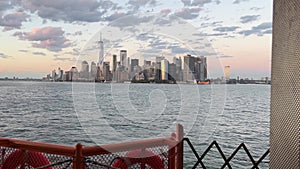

[0,81,269,168]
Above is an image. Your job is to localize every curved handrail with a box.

[82,137,177,156]
[0,138,75,156]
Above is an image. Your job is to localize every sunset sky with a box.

[0,0,272,79]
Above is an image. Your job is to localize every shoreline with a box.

[0,79,271,85]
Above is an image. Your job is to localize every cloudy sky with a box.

[0,0,272,79]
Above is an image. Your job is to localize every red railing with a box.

[0,124,184,169]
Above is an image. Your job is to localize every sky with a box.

[0,0,273,79]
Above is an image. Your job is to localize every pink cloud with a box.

[14,26,71,51]
[0,11,29,31]
[174,7,202,19]
[24,26,65,41]
[160,8,171,15]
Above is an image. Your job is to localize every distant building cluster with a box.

[44,63,97,82]
[44,53,208,83]
[44,33,208,83]
[209,66,271,84]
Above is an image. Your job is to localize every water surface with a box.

[0,81,269,168]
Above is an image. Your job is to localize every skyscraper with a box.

[102,62,111,81]
[224,66,230,80]
[173,57,183,81]
[184,55,195,72]
[201,57,207,81]
[112,54,117,72]
[131,59,139,72]
[144,60,151,66]
[96,65,102,82]
[120,50,127,67]
[161,59,169,80]
[183,54,195,81]
[80,60,89,79]
[194,56,207,81]
[98,33,104,65]
[81,61,89,72]
[69,67,79,81]
[52,69,57,80]
[90,61,97,79]
[128,57,130,71]
[57,67,64,81]
[155,56,163,81]
[168,63,177,81]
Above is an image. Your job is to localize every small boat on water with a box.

[195,79,211,85]
[197,81,210,85]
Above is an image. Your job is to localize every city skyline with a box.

[46,33,208,83]
[0,0,272,79]
[46,51,207,83]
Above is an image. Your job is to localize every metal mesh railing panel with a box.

[85,146,169,169]
[183,138,269,169]
[40,153,73,169]
[1,144,171,169]
[0,147,73,169]
[0,147,17,165]
[85,152,125,169]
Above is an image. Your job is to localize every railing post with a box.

[20,150,26,169]
[73,143,84,169]
[168,132,176,169]
[176,124,184,169]
[141,148,146,169]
